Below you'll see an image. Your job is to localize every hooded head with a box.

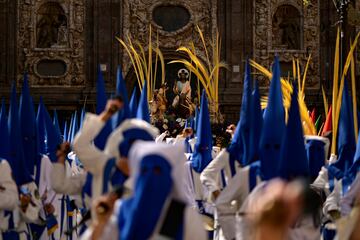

[278,85,309,180]
[42,102,62,162]
[63,121,68,143]
[305,136,330,180]
[332,80,356,173]
[8,83,32,185]
[113,66,131,127]
[19,74,37,176]
[53,110,61,141]
[191,90,213,173]
[226,121,243,175]
[238,60,252,166]
[136,81,150,123]
[80,107,86,130]
[249,80,263,164]
[194,106,199,133]
[94,66,112,150]
[104,119,159,159]
[118,141,187,240]
[129,87,138,118]
[259,56,285,180]
[70,111,78,143]
[36,98,47,154]
[0,100,9,160]
[66,113,74,142]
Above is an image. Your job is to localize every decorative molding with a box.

[17,0,85,86]
[253,0,320,89]
[122,0,218,76]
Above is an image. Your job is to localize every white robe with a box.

[200,149,242,202]
[73,113,114,199]
[200,149,242,239]
[17,181,42,240]
[35,155,69,240]
[214,165,262,240]
[323,172,360,218]
[0,160,18,240]
[312,166,332,196]
[155,132,167,143]
[184,161,214,215]
[51,162,87,208]
[0,160,18,211]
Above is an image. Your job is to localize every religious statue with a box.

[172,68,192,107]
[37,4,68,48]
[150,83,168,121]
[272,5,301,50]
[55,15,68,47]
[279,18,300,49]
[171,68,194,119]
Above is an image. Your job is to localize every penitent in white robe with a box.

[0,159,19,240]
[323,172,360,218]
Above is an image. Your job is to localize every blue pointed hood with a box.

[191,90,213,173]
[70,111,78,143]
[348,129,360,177]
[238,60,252,166]
[0,100,9,160]
[63,121,68,142]
[96,66,107,114]
[194,106,199,133]
[53,110,61,141]
[94,67,112,150]
[43,102,62,162]
[226,63,250,169]
[8,83,32,185]
[136,81,150,123]
[36,98,46,154]
[118,154,172,240]
[185,117,195,130]
[332,80,356,173]
[226,121,243,175]
[129,88,138,118]
[259,56,285,180]
[67,113,74,142]
[278,85,309,180]
[80,107,86,130]
[19,74,37,176]
[249,80,263,164]
[113,66,131,127]
[305,136,329,180]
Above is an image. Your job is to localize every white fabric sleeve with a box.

[215,166,250,216]
[37,155,57,205]
[73,113,108,176]
[50,163,86,195]
[311,167,329,193]
[0,160,18,211]
[183,161,197,209]
[155,132,167,143]
[200,149,229,197]
[323,179,341,217]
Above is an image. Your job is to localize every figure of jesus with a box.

[172,68,192,108]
